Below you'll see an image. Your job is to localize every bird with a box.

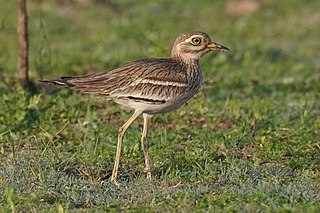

[40,31,230,184]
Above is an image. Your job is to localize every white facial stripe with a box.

[185,35,204,43]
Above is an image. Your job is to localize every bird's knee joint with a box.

[119,126,125,134]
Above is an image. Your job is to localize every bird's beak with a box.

[207,42,230,53]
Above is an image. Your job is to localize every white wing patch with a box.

[132,78,187,87]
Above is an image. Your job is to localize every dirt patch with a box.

[225,0,263,16]
[190,117,234,131]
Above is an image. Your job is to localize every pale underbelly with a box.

[113,95,192,115]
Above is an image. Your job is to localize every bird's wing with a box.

[48,58,189,102]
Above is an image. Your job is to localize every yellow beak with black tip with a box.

[207,42,230,53]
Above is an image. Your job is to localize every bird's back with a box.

[42,58,200,114]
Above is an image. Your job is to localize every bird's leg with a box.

[111,110,142,184]
[141,113,152,180]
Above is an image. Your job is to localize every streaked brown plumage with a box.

[40,31,230,184]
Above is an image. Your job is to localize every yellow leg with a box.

[111,110,142,184]
[141,113,152,180]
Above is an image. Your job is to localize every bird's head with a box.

[170,31,230,62]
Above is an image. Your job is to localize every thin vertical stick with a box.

[252,116,256,137]
[17,0,29,81]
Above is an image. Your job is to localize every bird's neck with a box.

[172,56,203,95]
[171,54,201,77]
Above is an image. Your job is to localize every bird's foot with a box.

[144,168,152,180]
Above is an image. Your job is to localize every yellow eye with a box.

[191,37,202,45]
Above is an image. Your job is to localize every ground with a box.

[0,0,320,212]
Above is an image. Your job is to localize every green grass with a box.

[1,0,320,212]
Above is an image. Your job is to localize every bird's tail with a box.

[39,77,75,87]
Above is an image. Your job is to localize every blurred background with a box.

[1,0,319,81]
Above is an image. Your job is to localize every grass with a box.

[1,0,320,212]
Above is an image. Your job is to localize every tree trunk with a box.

[17,0,29,81]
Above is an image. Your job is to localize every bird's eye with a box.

[191,37,202,45]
